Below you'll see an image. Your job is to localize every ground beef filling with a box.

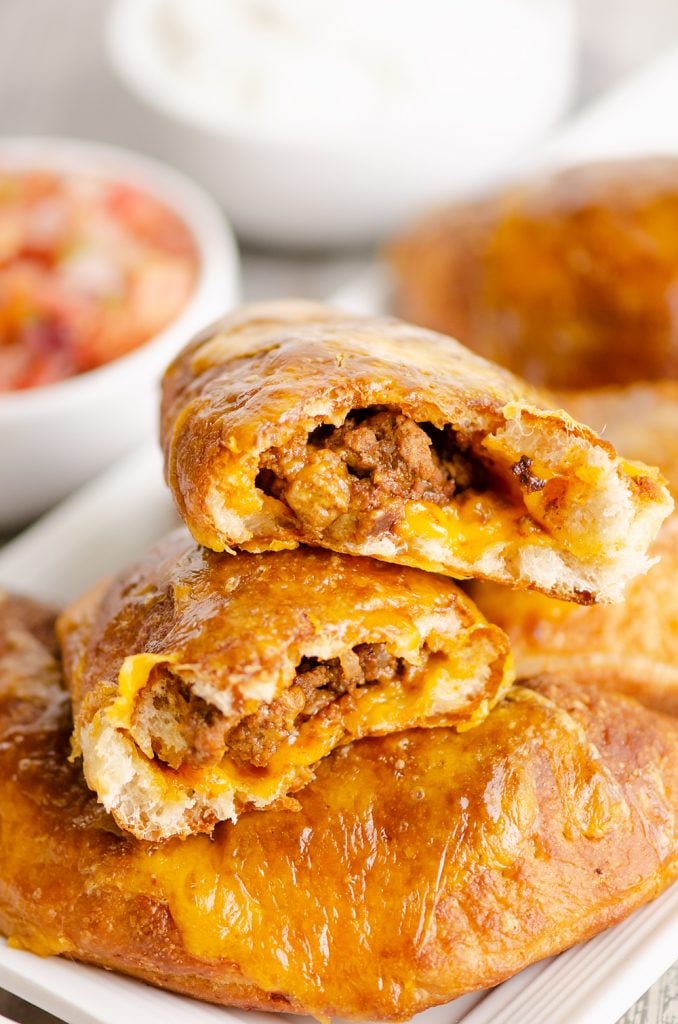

[132,642,413,773]
[256,408,486,540]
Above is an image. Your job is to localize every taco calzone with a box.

[161,301,672,603]
[58,531,512,841]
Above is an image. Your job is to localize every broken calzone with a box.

[57,530,512,841]
[161,301,672,603]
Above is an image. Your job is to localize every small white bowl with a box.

[107,0,576,249]
[0,136,240,530]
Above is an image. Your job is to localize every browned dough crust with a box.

[1,594,676,1021]
[160,300,672,604]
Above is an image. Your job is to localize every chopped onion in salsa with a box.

[0,171,199,392]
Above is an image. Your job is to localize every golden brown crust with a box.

[2,597,677,1021]
[387,157,678,389]
[0,591,63,729]
[57,530,513,840]
[470,514,678,716]
[160,300,672,604]
[0,588,59,658]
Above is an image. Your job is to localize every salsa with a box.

[0,170,199,392]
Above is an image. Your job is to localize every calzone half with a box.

[57,531,512,841]
[160,301,672,604]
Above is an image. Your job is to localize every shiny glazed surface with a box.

[57,531,512,839]
[1,594,677,1021]
[60,530,509,719]
[388,158,678,389]
[160,300,672,603]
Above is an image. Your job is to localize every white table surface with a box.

[0,1,676,1021]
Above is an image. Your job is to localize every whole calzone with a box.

[2,594,677,1021]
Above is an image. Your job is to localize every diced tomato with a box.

[0,170,198,392]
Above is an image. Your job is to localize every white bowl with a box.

[0,136,239,530]
[107,0,576,249]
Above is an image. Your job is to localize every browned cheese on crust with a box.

[160,300,673,605]
[57,531,513,840]
[1,595,677,1021]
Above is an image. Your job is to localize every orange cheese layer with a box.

[399,494,550,573]
[105,628,510,808]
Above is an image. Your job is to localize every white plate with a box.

[0,446,677,1024]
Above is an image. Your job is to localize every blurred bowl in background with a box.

[107,0,577,249]
[0,136,239,530]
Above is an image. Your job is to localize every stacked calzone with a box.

[0,301,675,1022]
[161,302,671,603]
[58,537,511,840]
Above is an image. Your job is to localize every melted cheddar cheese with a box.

[105,627,510,811]
[107,652,180,728]
[400,494,549,572]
